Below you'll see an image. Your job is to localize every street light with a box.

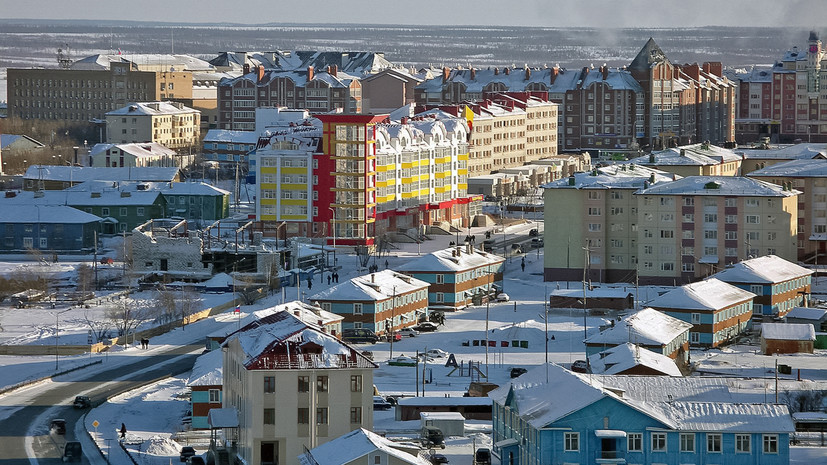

[55,307,73,370]
[329,207,337,274]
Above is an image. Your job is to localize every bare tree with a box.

[153,285,203,326]
[82,310,110,343]
[152,287,178,325]
[105,297,152,347]
[76,264,94,300]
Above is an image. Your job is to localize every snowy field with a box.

[1,218,827,463]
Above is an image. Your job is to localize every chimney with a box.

[602,66,608,81]
[680,149,686,157]
[243,63,250,74]
[649,173,656,184]
[503,67,510,75]
[525,67,531,81]
[371,273,375,283]
[401,116,408,125]
[568,175,575,186]
[550,66,559,84]
[494,67,499,75]
[649,153,655,163]
[257,64,265,83]
[470,67,476,80]
[442,66,450,82]
[332,64,338,77]
[307,65,314,81]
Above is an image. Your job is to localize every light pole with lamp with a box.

[329,207,337,275]
[55,307,73,370]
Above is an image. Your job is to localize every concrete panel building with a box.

[106,101,201,150]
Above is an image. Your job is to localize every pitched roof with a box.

[23,165,179,183]
[785,307,827,321]
[648,278,755,311]
[761,322,816,341]
[298,428,430,465]
[543,164,675,190]
[588,343,682,377]
[585,308,692,346]
[748,158,827,177]
[629,38,669,71]
[636,175,798,197]
[628,144,742,166]
[395,246,504,273]
[186,348,223,387]
[309,269,429,302]
[89,142,177,159]
[106,101,199,116]
[713,255,812,284]
[0,204,102,224]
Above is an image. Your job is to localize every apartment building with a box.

[714,255,812,318]
[217,65,362,130]
[105,102,200,149]
[89,142,178,168]
[748,157,827,260]
[626,143,743,178]
[543,164,676,283]
[7,54,214,122]
[736,31,827,144]
[221,310,377,465]
[635,176,798,284]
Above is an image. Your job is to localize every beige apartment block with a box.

[635,176,798,285]
[106,102,200,149]
[222,311,376,465]
[627,143,743,178]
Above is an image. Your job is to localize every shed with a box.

[396,396,492,421]
[761,323,816,355]
[420,412,465,437]
[549,288,633,311]
[785,307,827,332]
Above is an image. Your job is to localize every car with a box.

[510,367,528,378]
[482,239,496,251]
[398,327,419,337]
[186,458,206,465]
[342,328,379,344]
[50,419,66,435]
[511,243,523,252]
[529,228,539,236]
[73,395,91,409]
[180,446,196,462]
[388,355,418,367]
[413,321,439,332]
[530,238,544,248]
[495,292,510,302]
[571,360,589,373]
[424,348,449,358]
[427,453,450,464]
[474,447,492,465]
[385,331,402,342]
[373,395,392,410]
[63,441,82,462]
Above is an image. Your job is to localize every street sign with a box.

[87,330,93,345]
[92,420,99,428]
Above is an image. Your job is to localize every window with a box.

[691,313,701,324]
[351,375,362,392]
[627,433,642,452]
[298,376,310,392]
[750,285,763,296]
[316,407,328,424]
[707,433,722,452]
[209,389,220,403]
[436,292,444,303]
[353,303,363,315]
[690,332,700,344]
[101,207,110,216]
[746,215,760,224]
[660,230,673,238]
[704,213,718,223]
[350,407,362,423]
[652,432,667,451]
[436,274,444,284]
[680,433,695,452]
[564,432,579,451]
[763,435,778,453]
[263,408,275,425]
[736,434,751,453]
[264,376,275,393]
[588,207,601,216]
[316,376,328,392]
[588,223,602,232]
[297,407,309,424]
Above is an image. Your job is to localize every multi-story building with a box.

[187,349,223,430]
[361,68,427,113]
[747,157,827,259]
[648,278,755,347]
[0,205,100,253]
[396,244,505,310]
[543,164,676,283]
[635,176,798,284]
[7,54,214,123]
[626,143,743,178]
[105,101,201,150]
[714,254,812,318]
[89,142,179,168]
[736,32,827,144]
[22,165,180,191]
[584,307,692,363]
[736,142,826,175]
[217,65,362,130]
[309,269,429,335]
[221,310,377,465]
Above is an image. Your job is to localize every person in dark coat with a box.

[307,277,313,290]
[327,275,331,285]
[120,423,127,439]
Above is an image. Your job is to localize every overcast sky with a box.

[0,0,825,28]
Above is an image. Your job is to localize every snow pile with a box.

[143,434,182,456]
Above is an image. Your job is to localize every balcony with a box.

[594,450,625,464]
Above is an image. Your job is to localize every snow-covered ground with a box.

[2,218,827,463]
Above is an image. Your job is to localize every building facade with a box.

[626,143,743,178]
[106,101,201,149]
[0,205,100,253]
[713,255,812,318]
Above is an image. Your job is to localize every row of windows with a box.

[262,374,363,393]
[563,432,778,454]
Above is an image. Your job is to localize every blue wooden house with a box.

[490,364,793,465]
[0,204,101,253]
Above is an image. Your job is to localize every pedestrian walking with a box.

[327,275,331,285]
[521,257,526,272]
[307,277,313,290]
[385,259,389,269]
[120,423,127,439]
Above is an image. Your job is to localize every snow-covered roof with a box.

[713,255,812,284]
[89,142,177,159]
[209,301,341,339]
[207,408,239,428]
[585,308,692,346]
[23,165,179,183]
[106,101,199,117]
[785,307,827,321]
[543,164,676,190]
[225,310,375,370]
[71,53,214,71]
[0,204,102,224]
[209,50,394,75]
[747,157,827,177]
[648,279,755,311]
[298,428,430,465]
[309,270,429,302]
[596,375,734,403]
[0,133,44,149]
[628,144,742,166]
[397,397,492,407]
[187,349,223,387]
[489,363,793,432]
[2,185,160,207]
[202,129,260,145]
[637,175,797,197]
[737,143,827,161]
[761,322,816,341]
[551,287,633,299]
[588,343,682,377]
[395,246,504,274]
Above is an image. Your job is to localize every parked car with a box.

[388,355,418,367]
[510,367,528,378]
[342,328,379,344]
[73,395,91,409]
[50,419,66,435]
[424,348,449,358]
[398,327,419,337]
[511,243,523,253]
[63,441,82,462]
[386,331,402,342]
[428,453,450,464]
[482,239,496,251]
[495,293,510,302]
[529,228,539,236]
[530,238,544,248]
[180,446,196,462]
[413,321,439,332]
[186,457,206,465]
[571,360,589,373]
[474,447,492,465]
[421,425,446,449]
[373,395,392,410]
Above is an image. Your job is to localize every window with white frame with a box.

[436,274,444,284]
[736,434,751,453]
[651,432,667,451]
[436,292,444,303]
[690,332,700,344]
[763,435,778,453]
[564,432,579,451]
[750,285,763,295]
[353,303,363,314]
[707,433,722,452]
[680,433,695,452]
[209,389,220,403]
[691,313,701,324]
[627,433,642,452]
